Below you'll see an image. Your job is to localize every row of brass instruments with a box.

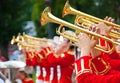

[11,33,54,52]
[11,1,120,54]
[40,0,120,53]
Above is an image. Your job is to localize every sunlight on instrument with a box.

[75,16,120,39]
[62,0,120,40]
[17,41,42,51]
[23,34,46,45]
[11,33,54,52]
[11,33,24,45]
[23,33,54,46]
[16,33,24,42]
[41,7,120,53]
[11,36,16,44]
[62,1,120,30]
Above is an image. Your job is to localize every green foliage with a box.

[0,0,33,58]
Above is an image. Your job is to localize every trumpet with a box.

[11,36,16,44]
[17,41,42,51]
[11,33,44,50]
[23,33,54,46]
[62,1,120,39]
[11,33,24,45]
[41,7,120,53]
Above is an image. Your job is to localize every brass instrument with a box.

[41,7,120,53]
[11,36,42,51]
[11,33,24,45]
[11,33,53,51]
[23,34,46,45]
[62,1,120,39]
[11,36,16,45]
[22,33,55,49]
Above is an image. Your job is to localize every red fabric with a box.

[25,50,45,81]
[25,50,45,66]
[99,38,120,72]
[22,78,34,83]
[50,66,58,83]
[47,50,75,83]
[41,59,50,82]
[37,66,43,80]
[109,50,120,59]
[91,53,111,75]
[75,56,92,75]
[75,55,120,83]
[25,52,37,66]
[77,70,120,83]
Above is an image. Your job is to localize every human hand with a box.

[78,33,97,56]
[115,45,120,54]
[97,22,112,36]
[104,16,115,23]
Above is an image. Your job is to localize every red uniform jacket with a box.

[99,39,120,71]
[25,50,45,81]
[43,47,57,83]
[75,54,120,83]
[22,78,34,83]
[45,47,75,83]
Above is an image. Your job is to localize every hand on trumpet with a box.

[96,23,113,36]
[104,16,120,54]
[78,25,100,57]
[78,33,97,57]
[104,16,115,23]
[89,26,102,58]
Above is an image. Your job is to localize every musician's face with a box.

[60,38,70,48]
[54,38,70,54]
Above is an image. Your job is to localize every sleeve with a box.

[41,47,53,67]
[42,46,60,66]
[29,80,34,83]
[75,56,92,78]
[25,78,34,83]
[25,51,37,66]
[47,53,58,65]
[77,72,120,83]
[99,38,120,72]
[55,51,75,67]
[75,56,120,83]
[35,50,44,65]
[91,53,111,75]
[99,38,120,58]
[46,50,75,67]
[109,59,120,71]
[109,50,120,59]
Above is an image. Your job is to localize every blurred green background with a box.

[0,0,120,59]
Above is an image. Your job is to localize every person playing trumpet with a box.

[75,17,120,83]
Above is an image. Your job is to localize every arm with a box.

[44,46,75,66]
[25,51,38,66]
[76,33,120,83]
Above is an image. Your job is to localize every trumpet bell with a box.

[11,36,16,44]
[41,7,51,26]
